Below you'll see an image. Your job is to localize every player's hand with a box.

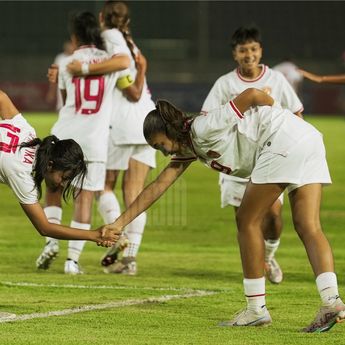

[94,226,122,247]
[298,69,322,83]
[135,52,147,74]
[47,64,59,83]
[67,60,83,76]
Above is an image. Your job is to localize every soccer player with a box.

[66,1,156,276]
[273,58,303,95]
[202,26,304,284]
[45,40,74,111]
[104,88,345,332]
[35,11,130,274]
[298,69,345,84]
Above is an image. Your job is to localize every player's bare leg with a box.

[262,199,283,284]
[289,184,345,332]
[220,182,284,327]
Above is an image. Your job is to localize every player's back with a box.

[53,47,119,161]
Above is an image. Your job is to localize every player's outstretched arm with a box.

[298,69,345,84]
[0,90,20,120]
[104,160,192,233]
[21,203,120,246]
[67,55,130,76]
[233,88,275,113]
[121,52,147,102]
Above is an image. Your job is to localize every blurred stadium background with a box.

[0,0,344,113]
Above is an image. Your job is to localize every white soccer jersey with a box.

[102,28,155,145]
[173,102,316,180]
[201,64,304,183]
[0,114,38,204]
[53,46,124,162]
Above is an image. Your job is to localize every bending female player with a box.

[0,90,119,319]
[103,88,345,332]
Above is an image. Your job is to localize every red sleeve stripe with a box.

[229,101,244,119]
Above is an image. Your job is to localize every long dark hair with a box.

[20,135,87,201]
[101,1,136,60]
[69,11,105,50]
[143,100,191,145]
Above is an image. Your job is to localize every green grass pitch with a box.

[0,113,344,344]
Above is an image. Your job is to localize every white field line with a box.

[1,281,207,292]
[0,290,217,324]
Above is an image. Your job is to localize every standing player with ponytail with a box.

[35,11,130,274]
[67,1,156,275]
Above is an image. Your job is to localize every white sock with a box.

[68,221,91,263]
[264,239,280,262]
[123,212,146,258]
[316,272,339,306]
[98,191,121,224]
[243,277,266,311]
[44,206,62,246]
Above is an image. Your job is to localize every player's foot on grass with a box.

[265,257,283,284]
[219,306,272,327]
[302,298,345,333]
[0,312,16,321]
[100,234,129,267]
[103,256,137,275]
[64,259,83,275]
[36,241,59,270]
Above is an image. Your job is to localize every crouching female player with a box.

[0,90,120,319]
[103,87,344,332]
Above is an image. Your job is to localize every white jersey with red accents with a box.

[102,28,155,145]
[53,46,124,162]
[174,102,316,179]
[201,64,304,183]
[0,114,38,204]
[202,65,303,114]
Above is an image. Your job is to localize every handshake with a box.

[93,224,129,248]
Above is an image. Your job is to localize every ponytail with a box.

[144,100,190,144]
[102,1,137,60]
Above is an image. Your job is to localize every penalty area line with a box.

[0,290,217,324]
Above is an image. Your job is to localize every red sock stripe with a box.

[229,100,244,119]
[245,293,266,298]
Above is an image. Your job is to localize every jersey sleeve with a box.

[103,30,129,57]
[201,76,232,112]
[7,171,38,204]
[277,73,304,113]
[194,101,243,141]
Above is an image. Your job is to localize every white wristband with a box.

[81,62,90,75]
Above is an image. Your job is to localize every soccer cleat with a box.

[100,234,129,267]
[302,298,345,333]
[265,257,283,284]
[219,306,272,327]
[103,256,137,275]
[36,241,59,270]
[0,312,16,320]
[64,260,84,275]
